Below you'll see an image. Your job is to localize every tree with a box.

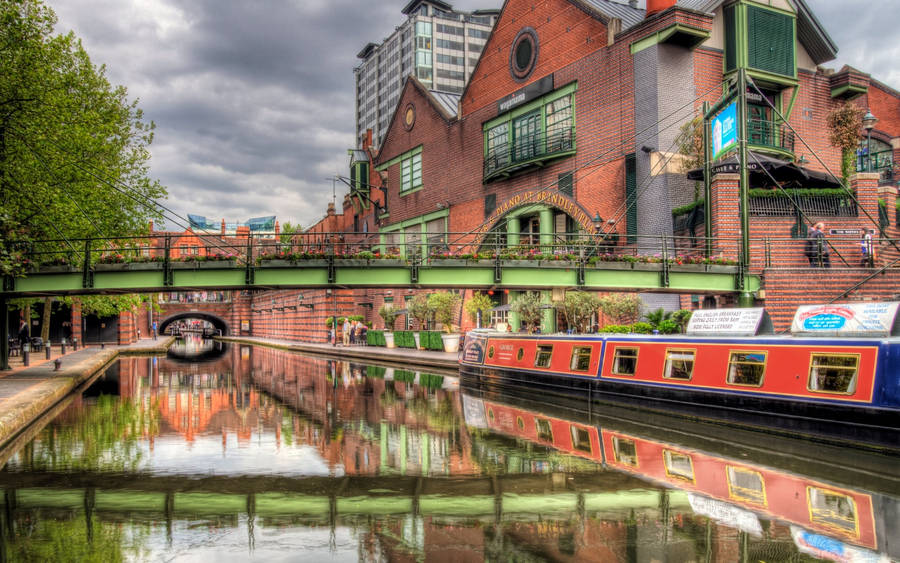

[378,303,400,331]
[510,292,544,333]
[1,0,166,276]
[280,221,303,246]
[557,291,601,333]
[826,102,864,184]
[643,308,671,329]
[408,293,431,330]
[598,293,642,325]
[428,291,462,333]
[464,292,494,327]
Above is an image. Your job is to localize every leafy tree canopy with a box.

[1,0,166,276]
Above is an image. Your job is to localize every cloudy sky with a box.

[50,0,897,231]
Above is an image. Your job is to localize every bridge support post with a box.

[0,298,8,371]
[738,291,754,308]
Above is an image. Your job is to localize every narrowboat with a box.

[459,302,900,446]
[460,391,898,560]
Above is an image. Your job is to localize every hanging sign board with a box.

[711,101,739,160]
[791,302,900,337]
[687,308,769,336]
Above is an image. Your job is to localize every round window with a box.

[488,346,495,358]
[510,28,539,82]
[517,348,524,361]
[403,104,416,131]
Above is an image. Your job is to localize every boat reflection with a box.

[461,387,899,561]
[166,333,228,362]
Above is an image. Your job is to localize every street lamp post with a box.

[862,109,878,172]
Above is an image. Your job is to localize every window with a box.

[664,349,695,380]
[436,23,463,36]
[416,50,432,67]
[570,346,592,372]
[484,193,496,219]
[727,351,766,386]
[546,96,573,152]
[536,418,552,442]
[513,110,541,161]
[612,437,637,466]
[468,28,491,39]
[663,450,695,482]
[558,172,573,196]
[808,487,858,535]
[436,38,464,51]
[435,54,464,66]
[727,466,766,505]
[516,348,524,361]
[400,152,423,192]
[747,5,795,78]
[415,36,432,50]
[415,21,432,36]
[612,347,639,376]
[486,123,509,170]
[535,345,553,368]
[571,427,592,453]
[808,354,859,394]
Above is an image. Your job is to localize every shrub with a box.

[631,322,654,334]
[418,373,445,389]
[464,292,495,326]
[658,319,679,334]
[600,324,631,333]
[394,369,416,383]
[510,291,544,333]
[366,365,387,378]
[367,330,387,347]
[394,330,417,349]
[671,309,693,333]
[378,304,401,330]
[428,291,462,333]
[419,330,444,351]
[599,293,642,325]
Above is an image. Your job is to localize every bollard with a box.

[61,340,66,355]
[23,350,29,367]
[45,342,52,360]
[54,358,62,371]
[101,342,105,349]
[73,337,79,351]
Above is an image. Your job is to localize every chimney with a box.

[149,219,154,232]
[327,201,336,216]
[646,0,676,17]
[221,219,226,235]
[364,129,373,150]
[275,220,280,235]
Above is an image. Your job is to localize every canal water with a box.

[1,336,897,561]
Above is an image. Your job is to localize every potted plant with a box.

[464,291,495,329]
[510,291,545,333]
[428,291,462,352]
[378,303,401,348]
[408,293,431,349]
[556,290,601,333]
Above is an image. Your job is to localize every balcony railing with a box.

[484,126,574,180]
[749,194,857,217]
[857,149,895,185]
[747,118,795,153]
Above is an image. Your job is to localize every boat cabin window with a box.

[663,349,695,380]
[611,347,639,375]
[535,345,553,368]
[612,437,638,466]
[571,427,593,453]
[516,348,524,361]
[663,450,695,482]
[726,351,766,386]
[726,466,767,505]
[488,346,495,359]
[570,346,593,372]
[808,354,859,394]
[807,487,858,536]
[536,418,553,442]
[516,416,525,430]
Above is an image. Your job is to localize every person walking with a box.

[860,232,875,267]
[806,222,830,267]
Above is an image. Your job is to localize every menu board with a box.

[686,308,767,336]
[791,302,900,336]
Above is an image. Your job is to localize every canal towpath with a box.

[0,335,458,453]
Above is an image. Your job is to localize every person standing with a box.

[342,318,350,346]
[806,222,830,267]
[860,232,875,267]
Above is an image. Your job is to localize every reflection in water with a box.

[1,346,896,561]
[166,334,229,362]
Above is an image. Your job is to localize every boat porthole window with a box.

[516,348,524,361]
[808,354,859,394]
[516,416,525,430]
[726,351,767,386]
[611,347,639,375]
[488,346,495,359]
[663,349,695,380]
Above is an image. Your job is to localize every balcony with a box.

[857,149,895,185]
[484,126,575,181]
[747,118,795,155]
[749,192,857,217]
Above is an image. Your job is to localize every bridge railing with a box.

[13,231,898,276]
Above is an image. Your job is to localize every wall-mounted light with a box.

[592,213,603,231]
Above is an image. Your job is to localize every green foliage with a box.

[367,329,387,347]
[749,188,848,198]
[408,292,431,328]
[394,330,417,349]
[279,221,303,244]
[394,369,416,383]
[643,308,672,329]
[675,116,704,169]
[366,365,386,378]
[418,372,445,389]
[631,321,654,334]
[598,293,642,325]
[671,199,705,217]
[0,0,167,277]
[658,319,679,334]
[826,102,864,183]
[599,324,632,333]
[464,292,495,324]
[428,291,461,333]
[671,309,693,333]
[419,330,444,351]
[557,291,601,333]
[510,291,544,333]
[378,303,401,330]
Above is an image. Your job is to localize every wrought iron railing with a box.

[857,149,895,185]
[749,194,857,217]
[484,126,574,179]
[747,118,795,153]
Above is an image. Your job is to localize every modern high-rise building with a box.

[354,0,499,148]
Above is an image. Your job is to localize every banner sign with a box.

[474,188,596,245]
[497,75,554,114]
[791,526,883,563]
[791,302,900,336]
[712,101,739,160]
[687,308,767,336]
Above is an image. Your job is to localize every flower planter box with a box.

[669,264,707,273]
[706,264,738,273]
[37,264,78,273]
[538,261,576,268]
[499,260,541,267]
[171,260,237,269]
[631,262,663,271]
[258,259,330,268]
[370,259,406,267]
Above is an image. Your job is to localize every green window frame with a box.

[723,2,796,81]
[400,152,422,193]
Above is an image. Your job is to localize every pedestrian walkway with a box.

[0,337,175,451]
[218,335,460,374]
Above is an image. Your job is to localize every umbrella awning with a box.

[687,152,841,189]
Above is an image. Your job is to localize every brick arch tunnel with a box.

[159,312,230,336]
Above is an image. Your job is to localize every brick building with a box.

[300,0,900,333]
